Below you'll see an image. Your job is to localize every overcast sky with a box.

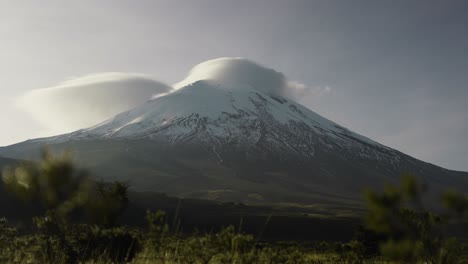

[0,0,467,171]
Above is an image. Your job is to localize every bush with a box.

[364,174,468,264]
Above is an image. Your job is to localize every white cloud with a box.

[286,81,333,100]
[174,57,319,100]
[15,58,329,137]
[17,73,171,133]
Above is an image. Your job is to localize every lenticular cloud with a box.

[174,57,308,99]
[18,73,171,133]
[17,58,313,134]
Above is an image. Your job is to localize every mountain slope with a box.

[1,80,467,207]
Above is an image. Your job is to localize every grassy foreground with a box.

[1,150,467,263]
[1,214,467,264]
[0,220,390,264]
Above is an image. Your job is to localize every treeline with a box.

[0,150,467,263]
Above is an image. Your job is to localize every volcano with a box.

[1,58,467,208]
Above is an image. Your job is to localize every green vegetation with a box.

[0,150,467,263]
[363,174,468,264]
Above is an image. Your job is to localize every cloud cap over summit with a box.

[174,57,307,99]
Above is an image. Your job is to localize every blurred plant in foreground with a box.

[1,148,130,263]
[1,148,129,228]
[365,173,468,264]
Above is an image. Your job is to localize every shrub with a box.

[364,174,468,264]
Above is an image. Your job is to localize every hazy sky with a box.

[0,0,467,171]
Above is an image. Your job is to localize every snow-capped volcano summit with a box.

[1,58,467,206]
[66,79,385,161]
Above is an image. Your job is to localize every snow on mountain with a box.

[38,78,394,165]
